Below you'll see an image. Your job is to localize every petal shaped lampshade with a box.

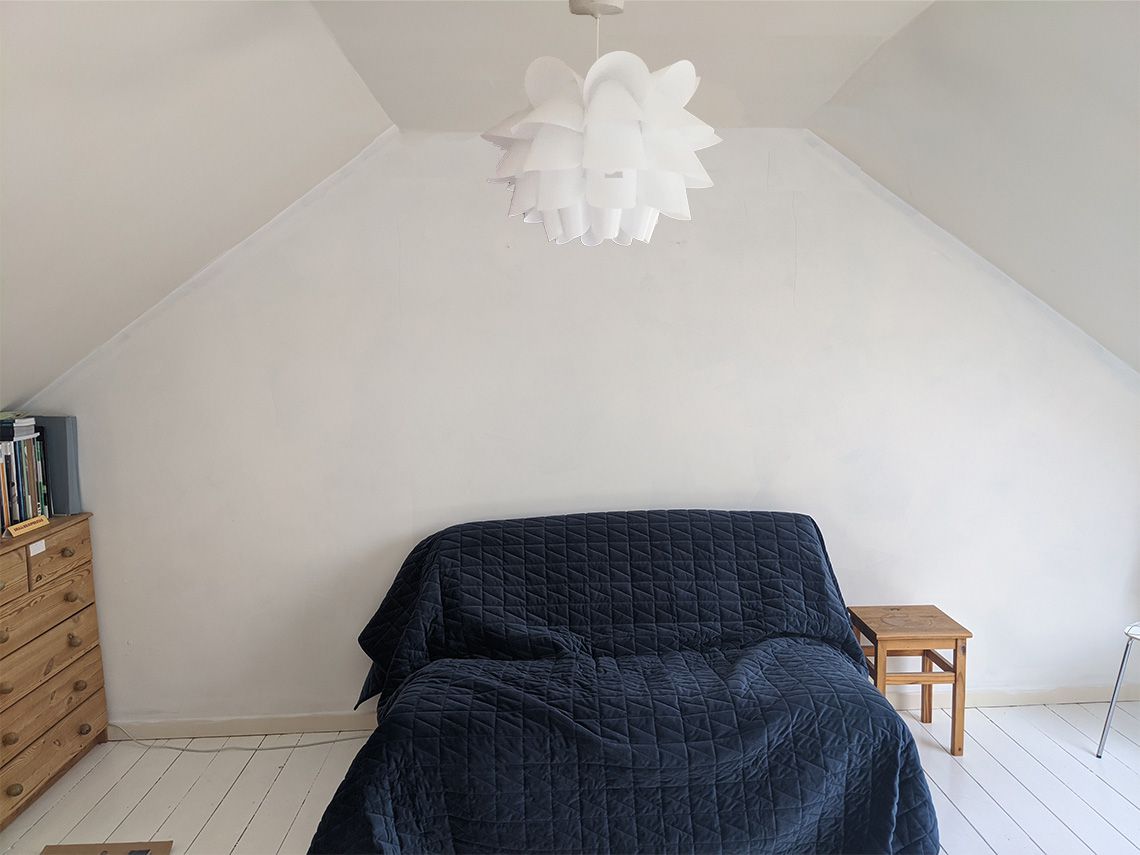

[483,51,720,246]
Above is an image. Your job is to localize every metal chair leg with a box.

[1097,638,1134,758]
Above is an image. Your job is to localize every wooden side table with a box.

[848,605,972,755]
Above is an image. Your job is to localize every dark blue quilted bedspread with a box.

[311,511,939,854]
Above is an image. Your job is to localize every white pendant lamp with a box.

[482,0,720,246]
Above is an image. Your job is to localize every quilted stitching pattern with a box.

[312,511,939,854]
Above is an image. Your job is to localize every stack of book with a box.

[1,413,52,531]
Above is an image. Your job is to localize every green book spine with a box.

[30,440,39,517]
[14,439,25,521]
[35,438,47,517]
[24,438,35,518]
[24,439,35,518]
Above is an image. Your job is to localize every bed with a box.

[310,510,939,854]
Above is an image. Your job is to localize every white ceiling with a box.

[811,0,1140,371]
[2,0,1134,407]
[0,1,391,407]
[315,0,930,129]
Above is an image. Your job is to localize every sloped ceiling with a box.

[0,0,392,408]
[315,0,929,129]
[3,0,1134,407]
[811,0,1140,371]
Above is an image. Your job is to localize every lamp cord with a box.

[110,727,369,754]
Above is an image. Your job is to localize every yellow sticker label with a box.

[7,515,49,538]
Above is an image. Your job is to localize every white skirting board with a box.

[886,683,1139,710]
[104,683,1140,740]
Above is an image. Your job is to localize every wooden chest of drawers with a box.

[0,514,107,830]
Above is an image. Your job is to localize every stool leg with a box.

[1097,638,1134,759]
[951,639,967,756]
[874,641,888,695]
[921,652,933,724]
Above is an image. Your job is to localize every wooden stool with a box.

[848,605,972,755]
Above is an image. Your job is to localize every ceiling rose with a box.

[482,3,720,247]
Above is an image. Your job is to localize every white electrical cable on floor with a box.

[111,727,369,753]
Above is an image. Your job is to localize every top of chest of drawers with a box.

[0,515,92,559]
[1,515,93,602]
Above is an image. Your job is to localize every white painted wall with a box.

[810,0,1140,371]
[27,129,1140,726]
[0,0,391,407]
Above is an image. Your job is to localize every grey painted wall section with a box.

[811,0,1139,371]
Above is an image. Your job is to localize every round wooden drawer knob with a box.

[61,547,76,558]
[0,631,8,643]
[1,732,17,746]
[78,723,92,736]
[64,591,79,603]
[74,679,88,692]
[5,784,23,797]
[0,682,12,694]
[67,633,83,648]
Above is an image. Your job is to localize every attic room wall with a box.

[809,0,1140,371]
[26,129,1139,728]
[0,0,392,408]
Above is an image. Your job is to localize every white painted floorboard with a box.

[109,737,228,844]
[1,709,1138,854]
[157,735,265,855]
[231,736,336,855]
[61,739,184,845]
[275,734,369,855]
[917,711,1090,855]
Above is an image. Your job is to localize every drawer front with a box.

[0,605,99,712]
[0,648,104,766]
[28,521,91,590]
[0,689,106,825]
[0,565,94,661]
[0,552,27,609]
